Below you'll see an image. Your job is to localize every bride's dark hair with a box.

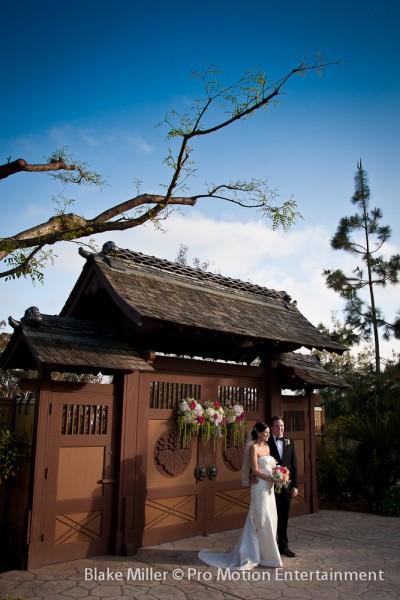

[251,421,268,440]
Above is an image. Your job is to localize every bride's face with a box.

[258,428,270,443]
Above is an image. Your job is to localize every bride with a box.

[198,422,282,570]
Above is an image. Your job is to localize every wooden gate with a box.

[28,381,118,567]
[135,360,266,547]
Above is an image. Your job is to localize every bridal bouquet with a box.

[271,465,290,493]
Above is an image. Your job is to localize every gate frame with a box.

[7,356,319,569]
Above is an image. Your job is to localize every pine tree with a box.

[323,160,400,374]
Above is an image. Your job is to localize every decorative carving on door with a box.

[154,428,192,477]
[222,433,245,471]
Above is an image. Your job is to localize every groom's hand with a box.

[249,471,259,485]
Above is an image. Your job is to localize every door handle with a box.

[98,478,116,484]
[195,465,207,481]
[207,464,218,480]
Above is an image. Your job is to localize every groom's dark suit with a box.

[268,435,298,552]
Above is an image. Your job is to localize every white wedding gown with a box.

[198,455,282,570]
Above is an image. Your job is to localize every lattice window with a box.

[218,386,259,412]
[283,410,305,432]
[60,404,108,435]
[149,382,201,409]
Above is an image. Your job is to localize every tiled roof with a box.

[74,242,345,355]
[0,313,154,373]
[277,352,350,389]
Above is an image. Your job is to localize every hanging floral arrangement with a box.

[224,403,246,447]
[177,398,246,449]
[177,398,204,448]
[201,401,227,449]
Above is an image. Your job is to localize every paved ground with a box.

[1,510,399,599]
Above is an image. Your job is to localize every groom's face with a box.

[272,419,284,438]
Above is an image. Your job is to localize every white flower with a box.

[179,399,189,412]
[214,412,223,425]
[205,407,215,419]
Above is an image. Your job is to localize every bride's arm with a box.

[249,446,272,481]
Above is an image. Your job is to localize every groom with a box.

[268,415,298,558]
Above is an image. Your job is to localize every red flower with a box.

[189,401,196,410]
[197,416,205,425]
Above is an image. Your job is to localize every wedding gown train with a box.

[198,455,282,570]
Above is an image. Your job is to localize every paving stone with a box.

[0,511,398,600]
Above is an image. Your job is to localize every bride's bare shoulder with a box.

[249,442,257,455]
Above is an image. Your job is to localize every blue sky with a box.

[1,0,399,361]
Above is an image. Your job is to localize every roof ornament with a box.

[102,241,116,255]
[78,247,92,258]
[8,316,20,329]
[21,306,42,327]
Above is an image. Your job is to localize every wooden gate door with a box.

[39,382,117,565]
[202,374,265,535]
[280,395,311,517]
[136,370,207,547]
[136,363,265,547]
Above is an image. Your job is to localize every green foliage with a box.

[4,248,55,283]
[44,146,105,186]
[317,411,400,508]
[0,429,27,484]
[317,432,365,505]
[372,486,400,517]
[317,313,400,416]
[337,413,400,499]
[314,326,382,420]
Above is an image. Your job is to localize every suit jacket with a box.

[268,436,298,490]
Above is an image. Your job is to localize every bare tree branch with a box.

[0,158,77,181]
[1,58,336,281]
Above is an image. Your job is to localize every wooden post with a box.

[309,391,319,513]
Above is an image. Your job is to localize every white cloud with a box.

[123,134,154,155]
[1,211,398,360]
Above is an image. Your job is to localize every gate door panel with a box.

[137,373,207,547]
[42,383,117,565]
[204,376,265,534]
[137,367,266,546]
[281,396,311,517]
